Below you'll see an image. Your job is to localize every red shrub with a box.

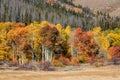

[58,56,70,65]
[12,58,18,63]
[70,57,79,64]
[74,28,99,60]
[108,45,120,59]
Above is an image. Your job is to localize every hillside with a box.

[0,0,120,30]
[0,0,94,29]
[73,0,120,17]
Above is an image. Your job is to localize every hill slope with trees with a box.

[0,0,120,30]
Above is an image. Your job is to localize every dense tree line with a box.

[0,21,120,65]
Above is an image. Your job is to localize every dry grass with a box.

[0,65,120,80]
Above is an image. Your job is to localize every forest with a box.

[0,0,120,31]
[0,21,120,67]
[0,0,120,67]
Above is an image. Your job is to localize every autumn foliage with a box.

[108,45,120,59]
[0,22,120,66]
[74,28,99,62]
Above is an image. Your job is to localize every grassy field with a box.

[0,65,120,80]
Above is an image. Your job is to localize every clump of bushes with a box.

[108,45,120,59]
[52,60,65,67]
[52,56,80,67]
[77,56,87,63]
[58,56,70,65]
[94,62,104,67]
[69,57,79,66]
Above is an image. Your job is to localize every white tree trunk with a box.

[12,43,15,61]
[45,47,47,61]
[43,47,53,62]
[42,45,45,61]
[71,45,73,56]
[49,50,53,62]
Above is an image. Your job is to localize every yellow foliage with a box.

[74,7,79,13]
[93,27,101,34]
[107,33,120,46]
[93,27,110,50]
[0,22,14,31]
[56,24,62,33]
[40,21,49,27]
[65,25,71,35]
[0,50,8,60]
[93,11,97,16]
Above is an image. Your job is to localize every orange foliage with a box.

[74,28,99,60]
[108,45,120,59]
[12,58,18,63]
[14,23,25,28]
[58,56,70,65]
[70,57,79,64]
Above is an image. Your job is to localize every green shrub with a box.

[77,56,87,63]
[53,60,64,67]
[94,62,104,67]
